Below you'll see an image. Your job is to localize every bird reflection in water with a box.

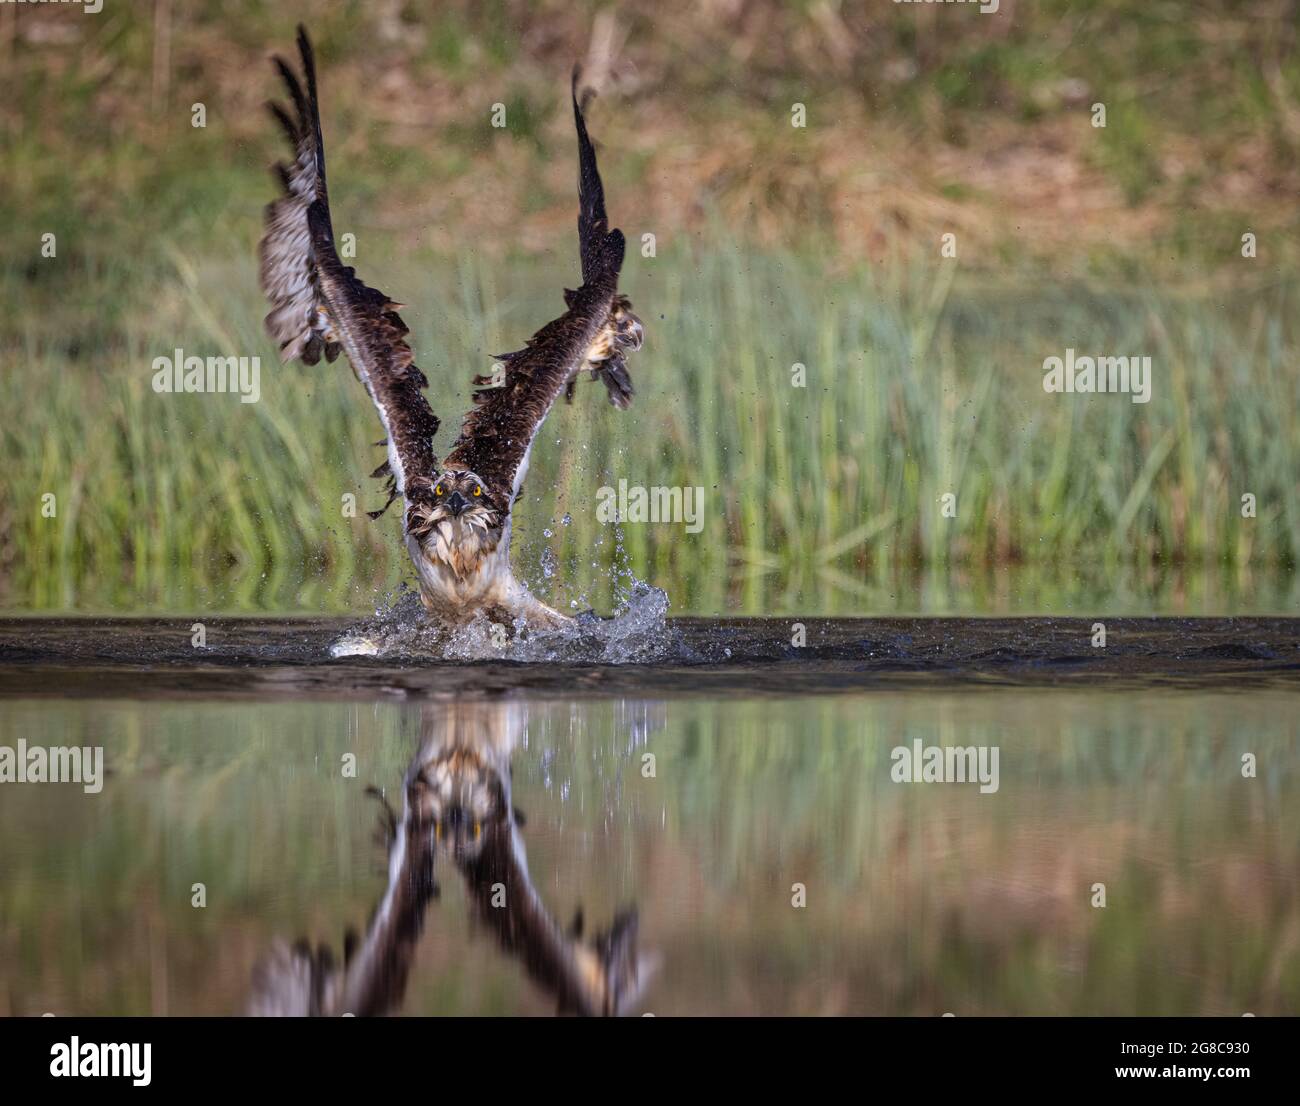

[247,700,656,1016]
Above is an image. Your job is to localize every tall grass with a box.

[1,243,1297,615]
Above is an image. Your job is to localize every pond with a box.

[0,616,1297,1015]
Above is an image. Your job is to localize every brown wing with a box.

[460,825,649,1017]
[259,26,439,515]
[574,70,614,286]
[442,70,628,508]
[247,785,437,1018]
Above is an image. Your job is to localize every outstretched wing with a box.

[574,73,614,286]
[442,69,631,509]
[259,26,439,516]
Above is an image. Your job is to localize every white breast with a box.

[405,519,515,616]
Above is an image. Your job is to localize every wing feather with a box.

[574,68,613,286]
[443,70,629,508]
[258,26,439,508]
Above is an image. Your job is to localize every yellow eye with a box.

[472,486,482,497]
[434,485,443,496]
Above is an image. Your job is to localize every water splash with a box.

[328,579,683,664]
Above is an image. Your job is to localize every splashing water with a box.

[328,579,682,664]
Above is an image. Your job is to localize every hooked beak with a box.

[447,491,468,517]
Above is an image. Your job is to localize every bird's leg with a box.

[513,595,574,631]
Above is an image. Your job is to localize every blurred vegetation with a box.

[3,0,1298,269]
[2,245,1296,614]
[1,691,1297,1015]
[1,1,1298,613]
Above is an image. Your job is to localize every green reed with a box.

[0,243,1296,615]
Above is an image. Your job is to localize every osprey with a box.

[259,28,644,628]
[246,702,652,1017]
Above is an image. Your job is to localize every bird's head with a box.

[411,748,509,863]
[405,470,504,573]
[428,469,499,524]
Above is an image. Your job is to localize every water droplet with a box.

[561,513,572,526]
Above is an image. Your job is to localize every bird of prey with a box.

[246,701,654,1017]
[259,27,644,629]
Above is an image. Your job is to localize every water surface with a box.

[0,618,1297,1015]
